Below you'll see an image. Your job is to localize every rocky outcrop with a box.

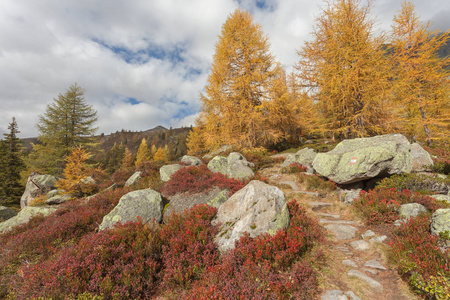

[0,206,17,221]
[124,171,142,187]
[213,180,289,251]
[430,208,450,236]
[160,164,183,182]
[45,194,71,205]
[282,147,317,173]
[163,187,228,222]
[312,134,412,184]
[20,173,58,208]
[431,194,450,204]
[99,188,163,230]
[411,143,433,172]
[208,152,254,181]
[398,203,427,220]
[0,206,57,233]
[180,155,202,166]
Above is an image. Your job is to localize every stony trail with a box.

[260,162,419,300]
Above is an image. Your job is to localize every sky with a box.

[0,0,449,138]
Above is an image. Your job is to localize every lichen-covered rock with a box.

[124,171,142,186]
[0,206,57,233]
[45,194,71,205]
[312,134,412,184]
[411,143,433,172]
[398,203,427,219]
[207,152,254,181]
[282,147,317,171]
[431,194,450,204]
[213,180,289,251]
[0,206,17,221]
[99,188,163,230]
[163,187,229,222]
[180,155,202,166]
[431,209,450,236]
[160,164,183,182]
[20,173,58,208]
[343,189,362,204]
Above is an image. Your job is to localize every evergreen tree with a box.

[32,83,97,174]
[295,0,395,139]
[0,117,25,206]
[135,138,150,167]
[189,9,292,151]
[390,0,450,146]
[106,143,125,174]
[120,147,135,172]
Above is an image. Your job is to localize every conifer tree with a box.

[153,147,166,163]
[150,144,157,158]
[135,138,150,167]
[295,0,395,139]
[390,1,450,146]
[189,9,292,151]
[106,142,125,174]
[120,147,134,171]
[0,117,25,206]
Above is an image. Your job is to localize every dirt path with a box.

[261,163,418,300]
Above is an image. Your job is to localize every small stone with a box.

[344,291,361,300]
[394,219,407,226]
[399,203,427,219]
[309,201,332,211]
[362,267,378,275]
[348,269,383,292]
[321,290,348,300]
[325,224,358,240]
[342,259,358,268]
[317,213,341,219]
[364,259,387,271]
[349,240,370,251]
[319,219,355,225]
[369,235,387,243]
[361,230,375,239]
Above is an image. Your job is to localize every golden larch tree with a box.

[390,0,450,146]
[153,147,166,163]
[57,147,92,197]
[120,147,134,171]
[295,0,395,139]
[135,138,150,167]
[188,9,292,151]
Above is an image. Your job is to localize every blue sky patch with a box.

[125,97,142,105]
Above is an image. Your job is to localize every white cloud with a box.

[0,0,448,138]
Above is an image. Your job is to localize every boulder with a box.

[0,206,17,221]
[431,209,450,236]
[20,173,58,208]
[411,143,433,172]
[160,164,183,182]
[431,194,450,204]
[312,134,412,184]
[124,171,142,187]
[180,155,202,166]
[398,203,427,219]
[163,187,229,222]
[282,148,317,172]
[99,188,163,230]
[0,206,57,233]
[208,152,254,181]
[45,194,71,205]
[343,189,362,204]
[213,180,289,251]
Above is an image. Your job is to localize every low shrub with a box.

[353,188,445,225]
[297,174,337,191]
[161,165,245,197]
[282,162,308,174]
[375,173,449,194]
[242,149,274,171]
[186,201,325,299]
[389,215,450,299]
[424,146,450,175]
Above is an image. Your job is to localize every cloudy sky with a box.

[0,0,449,138]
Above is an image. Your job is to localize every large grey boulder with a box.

[312,134,412,184]
[163,187,229,222]
[213,180,290,251]
[282,147,317,172]
[160,164,183,182]
[398,203,427,220]
[0,206,57,233]
[431,209,450,236]
[180,155,202,166]
[411,143,433,172]
[0,206,17,221]
[208,152,254,181]
[99,188,163,230]
[45,194,71,205]
[20,173,58,208]
[124,171,142,187]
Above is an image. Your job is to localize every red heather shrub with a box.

[283,162,308,173]
[159,204,219,289]
[161,165,245,197]
[389,215,450,297]
[185,201,324,299]
[353,188,444,225]
[0,188,129,297]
